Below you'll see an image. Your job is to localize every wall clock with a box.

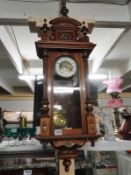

[28,3,99,150]
[55,56,77,78]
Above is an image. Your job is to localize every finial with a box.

[59,0,69,16]
[81,21,88,35]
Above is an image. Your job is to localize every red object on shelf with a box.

[119,109,131,140]
[107,98,123,108]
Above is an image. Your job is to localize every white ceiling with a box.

[0,0,131,94]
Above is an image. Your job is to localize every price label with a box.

[23,170,32,175]
[54,129,63,136]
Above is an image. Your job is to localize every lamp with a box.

[103,77,123,97]
[102,77,123,108]
[103,77,124,137]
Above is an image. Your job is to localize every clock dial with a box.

[55,56,77,78]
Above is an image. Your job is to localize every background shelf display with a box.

[92,151,118,175]
[0,143,130,175]
[0,150,56,175]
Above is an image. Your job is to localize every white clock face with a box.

[55,56,77,78]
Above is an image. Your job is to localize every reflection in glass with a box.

[53,59,82,131]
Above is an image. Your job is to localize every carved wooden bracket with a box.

[59,151,77,172]
[63,158,71,172]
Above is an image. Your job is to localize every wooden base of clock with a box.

[50,140,86,150]
[36,134,101,149]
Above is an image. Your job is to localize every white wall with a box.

[0,1,130,21]
[98,97,131,107]
[0,100,33,111]
[128,1,131,21]
[1,97,131,111]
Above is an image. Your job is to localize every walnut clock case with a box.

[29,13,99,149]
